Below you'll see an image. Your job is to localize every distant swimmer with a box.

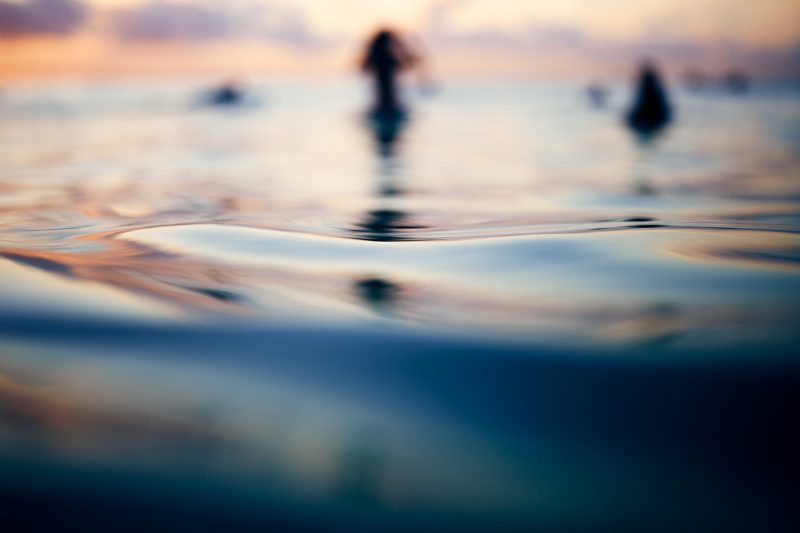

[626,62,672,141]
[724,70,751,94]
[587,83,609,109]
[361,29,420,117]
[209,80,245,107]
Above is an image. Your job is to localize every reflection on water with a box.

[368,109,408,160]
[1,79,799,531]
[625,62,674,196]
[354,277,401,315]
[352,209,422,241]
[359,110,414,238]
[333,428,387,505]
[1,318,797,531]
[368,110,408,197]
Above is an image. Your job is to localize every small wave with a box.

[320,218,800,242]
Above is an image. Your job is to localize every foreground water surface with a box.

[1,79,798,531]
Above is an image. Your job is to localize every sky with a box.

[0,0,798,79]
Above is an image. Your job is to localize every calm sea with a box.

[1,78,798,531]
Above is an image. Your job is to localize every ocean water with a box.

[1,78,799,531]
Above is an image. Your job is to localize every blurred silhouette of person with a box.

[626,62,672,142]
[360,30,423,195]
[362,29,419,117]
[587,82,609,109]
[724,69,751,94]
[357,30,425,240]
[209,79,244,106]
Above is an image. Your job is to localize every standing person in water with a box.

[362,29,419,117]
[626,61,673,141]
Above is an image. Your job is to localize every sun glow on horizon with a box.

[1,0,798,80]
[39,0,800,46]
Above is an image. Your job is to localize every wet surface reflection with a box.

[1,79,799,531]
[354,277,401,315]
[0,319,798,531]
[368,110,408,161]
[352,209,423,241]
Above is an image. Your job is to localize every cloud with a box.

[527,26,588,49]
[423,1,589,50]
[416,8,800,79]
[110,1,232,41]
[425,0,470,41]
[257,4,315,46]
[109,1,317,45]
[0,0,87,37]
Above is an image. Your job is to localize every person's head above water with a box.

[372,29,394,50]
[362,28,417,73]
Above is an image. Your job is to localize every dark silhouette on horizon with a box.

[361,29,419,117]
[587,83,609,108]
[626,62,673,142]
[357,31,421,242]
[209,80,245,106]
[724,69,751,94]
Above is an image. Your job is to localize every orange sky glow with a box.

[1,0,798,80]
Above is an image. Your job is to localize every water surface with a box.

[1,79,798,531]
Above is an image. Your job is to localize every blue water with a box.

[0,78,798,531]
